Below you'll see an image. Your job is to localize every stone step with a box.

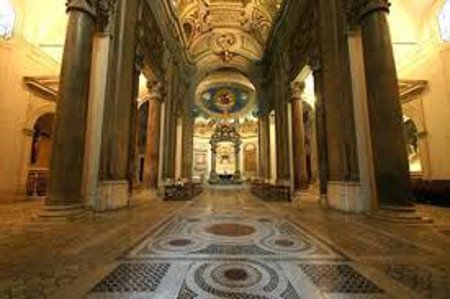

[369,205,433,225]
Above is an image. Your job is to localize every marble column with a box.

[275,98,291,186]
[181,109,194,180]
[161,66,178,182]
[175,116,183,179]
[258,114,271,181]
[290,81,309,190]
[143,81,163,189]
[311,61,329,200]
[45,0,96,213]
[360,0,412,206]
[210,144,218,182]
[234,141,242,180]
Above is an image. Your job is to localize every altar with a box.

[209,123,242,185]
[217,174,236,184]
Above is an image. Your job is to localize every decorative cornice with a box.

[146,81,163,102]
[399,80,428,102]
[23,76,59,101]
[134,47,145,71]
[345,0,390,22]
[290,81,305,101]
[360,0,390,19]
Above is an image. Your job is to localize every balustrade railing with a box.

[250,180,291,202]
[164,181,204,201]
[26,168,49,198]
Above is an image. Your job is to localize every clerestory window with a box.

[0,0,15,39]
[439,0,450,42]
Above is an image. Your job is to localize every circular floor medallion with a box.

[274,239,295,247]
[210,263,262,288]
[168,238,193,247]
[205,223,256,237]
[224,268,249,281]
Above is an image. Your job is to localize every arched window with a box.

[0,0,15,39]
[439,0,450,42]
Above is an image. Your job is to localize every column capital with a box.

[309,49,322,73]
[290,81,306,101]
[134,47,145,72]
[95,0,116,33]
[146,81,163,102]
[66,0,97,18]
[359,0,390,20]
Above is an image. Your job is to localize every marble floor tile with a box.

[1,187,450,298]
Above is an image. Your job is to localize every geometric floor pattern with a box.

[87,188,392,298]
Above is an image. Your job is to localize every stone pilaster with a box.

[143,81,163,189]
[82,0,116,208]
[311,59,329,200]
[98,0,140,210]
[290,81,309,190]
[359,0,412,207]
[314,0,361,211]
[160,63,181,182]
[44,0,96,214]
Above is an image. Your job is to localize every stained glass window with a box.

[439,0,450,42]
[0,0,15,39]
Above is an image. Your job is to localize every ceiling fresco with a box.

[194,114,259,138]
[172,0,283,72]
[195,85,256,119]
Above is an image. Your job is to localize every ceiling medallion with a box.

[196,86,254,120]
[216,33,237,63]
[214,88,236,113]
[218,50,235,63]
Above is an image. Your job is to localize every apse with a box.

[194,71,257,120]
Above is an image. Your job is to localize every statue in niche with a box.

[30,125,41,166]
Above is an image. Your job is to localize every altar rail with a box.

[164,182,204,201]
[250,181,291,202]
[412,179,450,207]
[26,168,49,197]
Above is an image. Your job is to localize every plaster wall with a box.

[0,38,59,201]
[390,0,450,179]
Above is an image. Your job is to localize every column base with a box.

[327,181,370,213]
[97,180,129,211]
[39,204,84,219]
[276,179,291,187]
[319,194,328,209]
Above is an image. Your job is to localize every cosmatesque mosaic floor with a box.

[78,188,450,299]
[1,187,450,299]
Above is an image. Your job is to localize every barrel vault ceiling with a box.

[172,0,283,77]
